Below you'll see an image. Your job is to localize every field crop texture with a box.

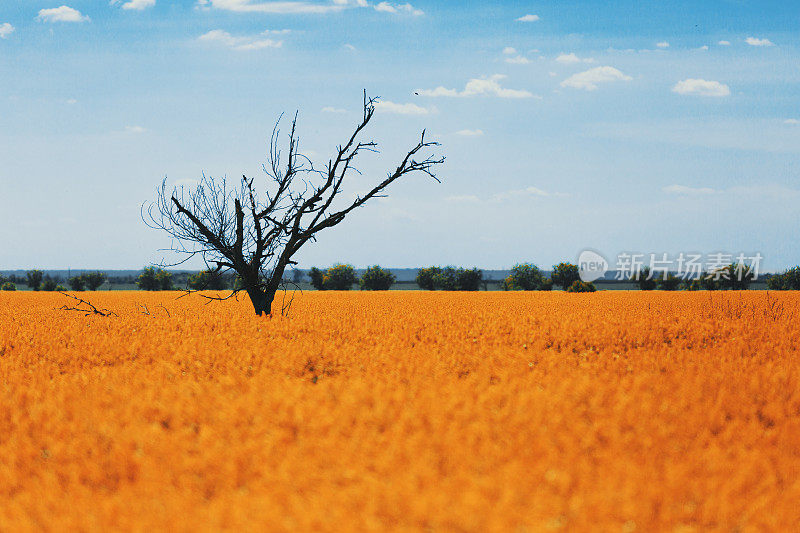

[1,291,799,531]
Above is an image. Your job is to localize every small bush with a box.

[566,280,596,293]
[310,264,358,290]
[55,285,68,292]
[417,266,483,291]
[309,267,325,290]
[41,277,58,292]
[551,263,581,290]
[415,267,441,291]
[1,282,16,291]
[767,266,800,290]
[26,270,43,291]
[503,263,547,291]
[83,271,107,291]
[188,269,227,290]
[137,267,173,291]
[657,274,682,291]
[68,276,86,291]
[360,265,396,291]
[631,267,657,291]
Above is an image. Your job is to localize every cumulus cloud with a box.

[322,106,346,113]
[374,100,434,115]
[37,6,90,22]
[0,22,14,38]
[663,184,717,195]
[418,74,537,99]
[112,0,156,10]
[455,129,483,136]
[502,47,516,55]
[784,119,800,125]
[555,52,594,64]
[671,79,730,97]
[718,40,731,46]
[560,66,632,91]
[516,14,539,22]
[198,29,283,50]
[374,2,423,15]
[125,125,147,133]
[505,55,530,64]
[656,41,669,48]
[745,37,774,47]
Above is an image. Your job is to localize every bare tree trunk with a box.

[247,287,274,316]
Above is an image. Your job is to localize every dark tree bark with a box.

[145,92,443,315]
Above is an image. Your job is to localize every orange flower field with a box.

[1,290,799,531]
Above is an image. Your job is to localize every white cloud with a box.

[492,186,564,202]
[198,29,283,51]
[656,41,669,48]
[745,37,774,47]
[112,0,156,10]
[671,78,730,97]
[718,40,731,46]
[697,45,709,50]
[516,14,539,22]
[663,184,716,195]
[784,119,800,125]
[455,129,483,136]
[125,125,147,133]
[343,43,356,50]
[66,98,78,105]
[374,2,423,15]
[502,47,517,55]
[322,106,346,113]
[37,6,90,23]
[560,66,632,91]
[374,100,434,115]
[418,74,537,99]
[555,52,594,64]
[0,23,14,38]
[196,0,351,14]
[505,55,530,64]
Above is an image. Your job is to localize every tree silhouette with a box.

[146,92,443,315]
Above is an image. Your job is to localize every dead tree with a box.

[145,92,443,315]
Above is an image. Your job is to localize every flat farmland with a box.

[1,291,799,531]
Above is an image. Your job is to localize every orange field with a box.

[1,290,799,531]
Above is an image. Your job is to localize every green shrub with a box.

[417,266,483,291]
[502,263,546,291]
[551,262,580,290]
[566,280,596,293]
[41,277,58,292]
[360,265,396,291]
[1,282,16,291]
[55,285,68,292]
[309,264,358,290]
[631,267,657,291]
[188,269,227,290]
[657,274,682,291]
[26,270,43,291]
[415,266,441,290]
[767,266,800,290]
[82,271,108,291]
[68,276,86,291]
[309,267,325,290]
[137,267,173,291]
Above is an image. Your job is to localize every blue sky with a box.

[1,0,798,271]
